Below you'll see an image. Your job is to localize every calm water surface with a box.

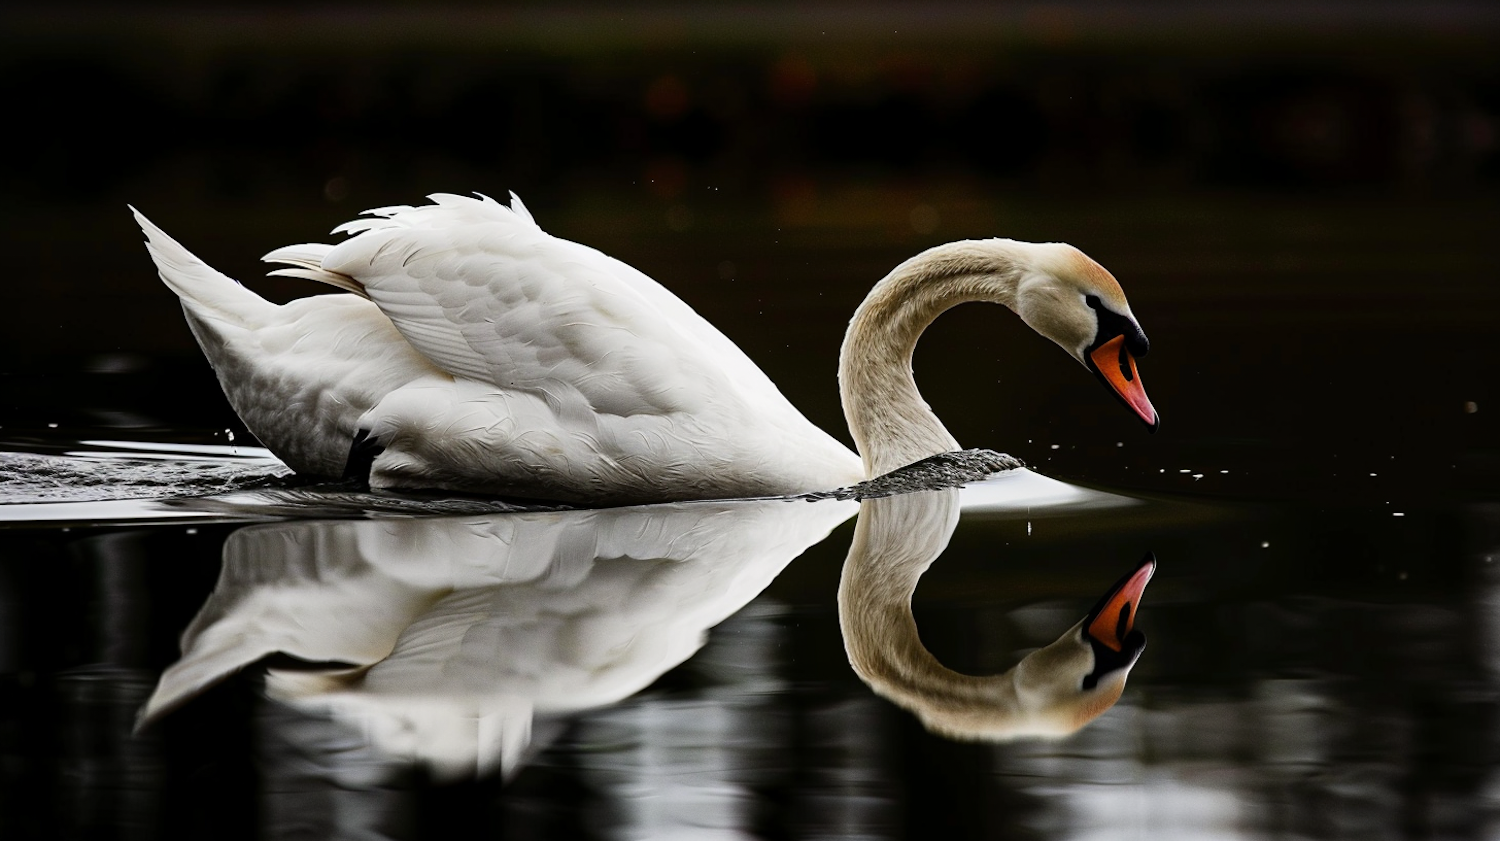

[2,435,1497,839]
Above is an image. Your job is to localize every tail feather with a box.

[131,206,273,326]
[262,243,367,297]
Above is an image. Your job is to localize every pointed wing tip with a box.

[129,204,161,236]
[507,191,536,225]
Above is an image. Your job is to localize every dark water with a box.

[4,4,1500,839]
[3,454,1498,839]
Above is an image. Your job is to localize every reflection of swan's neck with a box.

[839,241,1026,477]
[838,491,1024,736]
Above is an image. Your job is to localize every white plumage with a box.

[136,192,1156,504]
[139,496,859,778]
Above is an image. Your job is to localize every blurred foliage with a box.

[2,4,1497,206]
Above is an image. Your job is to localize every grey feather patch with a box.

[802,449,1023,501]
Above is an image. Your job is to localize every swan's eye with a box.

[1085,294,1149,358]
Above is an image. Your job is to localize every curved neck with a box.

[839,241,1027,477]
[837,491,1024,734]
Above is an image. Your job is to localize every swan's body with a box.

[839,488,1154,740]
[136,193,1155,503]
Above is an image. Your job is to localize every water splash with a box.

[800,449,1023,501]
[0,446,289,504]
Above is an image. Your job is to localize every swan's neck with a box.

[837,492,1025,735]
[839,241,1026,477]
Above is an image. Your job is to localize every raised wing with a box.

[299,193,783,419]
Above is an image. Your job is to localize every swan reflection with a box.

[838,488,1153,740]
[142,496,857,778]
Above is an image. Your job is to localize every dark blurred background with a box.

[3,1,1499,501]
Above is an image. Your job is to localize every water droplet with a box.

[1260,541,1270,548]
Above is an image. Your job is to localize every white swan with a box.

[840,488,1154,740]
[134,193,1156,504]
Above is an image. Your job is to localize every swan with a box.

[133,193,1156,504]
[839,488,1154,740]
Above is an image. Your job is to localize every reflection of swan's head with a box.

[910,555,1155,742]
[838,487,1155,744]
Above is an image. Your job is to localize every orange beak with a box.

[1085,554,1156,653]
[1089,335,1158,431]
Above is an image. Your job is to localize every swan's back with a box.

[297,194,789,419]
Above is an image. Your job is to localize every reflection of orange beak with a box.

[1089,335,1158,431]
[1086,555,1156,652]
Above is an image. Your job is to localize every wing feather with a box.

[310,194,785,419]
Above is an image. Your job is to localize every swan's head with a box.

[1010,243,1159,431]
[916,553,1156,742]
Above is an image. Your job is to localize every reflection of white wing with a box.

[143,496,856,779]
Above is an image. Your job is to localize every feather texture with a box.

[137,195,862,503]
